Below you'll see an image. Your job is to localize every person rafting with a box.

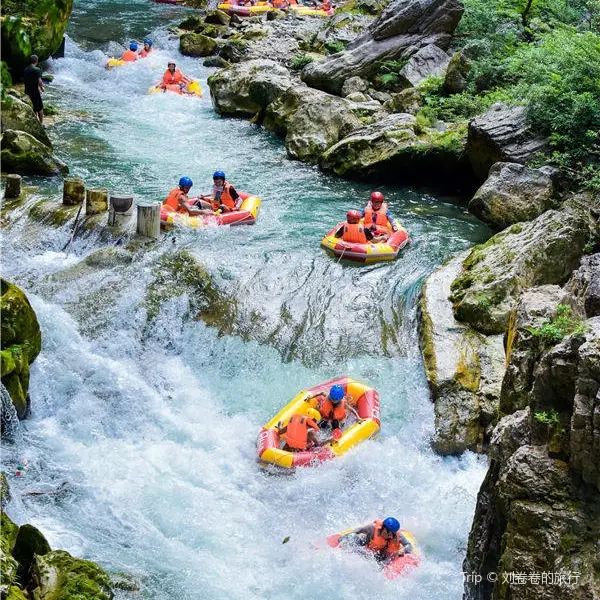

[120,42,138,62]
[160,61,192,91]
[162,177,203,215]
[332,210,387,244]
[316,384,359,430]
[338,518,413,564]
[362,192,398,233]
[139,38,153,58]
[195,171,242,213]
[277,409,322,451]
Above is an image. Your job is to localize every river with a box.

[1,0,492,598]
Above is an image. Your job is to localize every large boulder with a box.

[449,200,597,335]
[419,254,506,455]
[466,104,547,181]
[1,0,74,76]
[566,253,600,318]
[397,44,450,88]
[179,33,218,57]
[0,130,68,176]
[468,162,557,230]
[208,59,293,118]
[1,95,51,147]
[302,0,463,94]
[1,279,42,419]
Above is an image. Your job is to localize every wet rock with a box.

[1,511,19,592]
[397,44,450,88]
[203,56,231,68]
[208,59,293,118]
[450,201,597,335]
[468,162,557,230]
[1,279,42,419]
[31,550,113,600]
[566,253,600,318]
[179,33,218,57]
[419,254,506,454]
[1,95,51,147]
[302,0,464,94]
[0,474,10,510]
[218,38,251,63]
[13,524,51,583]
[466,104,547,181]
[204,9,231,26]
[0,130,68,177]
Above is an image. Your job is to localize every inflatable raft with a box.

[217,1,273,16]
[321,219,410,264]
[161,191,260,229]
[149,80,203,97]
[289,2,335,16]
[257,377,380,469]
[327,529,419,579]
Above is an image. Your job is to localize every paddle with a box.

[62,201,84,256]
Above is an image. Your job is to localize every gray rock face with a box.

[488,408,531,463]
[179,33,218,57]
[566,253,600,318]
[450,201,597,335]
[419,254,506,454]
[466,104,547,181]
[302,0,464,94]
[208,59,293,118]
[1,95,51,147]
[468,162,557,230]
[443,48,469,93]
[397,44,450,88]
[341,76,369,97]
[0,130,68,177]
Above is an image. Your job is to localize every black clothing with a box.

[23,65,43,112]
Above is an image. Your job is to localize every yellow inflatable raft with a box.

[148,80,203,97]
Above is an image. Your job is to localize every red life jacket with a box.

[367,520,401,554]
[212,182,236,210]
[320,398,346,421]
[364,202,389,228]
[163,69,184,86]
[285,414,318,450]
[121,50,138,62]
[162,188,187,213]
[342,223,367,244]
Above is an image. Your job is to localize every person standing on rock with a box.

[23,55,45,125]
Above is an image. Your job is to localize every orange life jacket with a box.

[342,223,367,244]
[121,50,138,62]
[163,69,184,86]
[320,398,346,421]
[364,202,389,228]
[367,520,401,554]
[212,182,236,210]
[285,414,318,450]
[162,188,187,213]
[140,48,153,58]
[273,0,287,7]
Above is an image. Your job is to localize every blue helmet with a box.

[129,42,138,51]
[213,170,226,180]
[144,38,153,46]
[382,517,400,534]
[329,384,344,403]
[179,176,193,188]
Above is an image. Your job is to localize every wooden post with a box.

[136,202,161,239]
[108,194,134,227]
[86,188,109,215]
[4,175,22,198]
[63,178,85,206]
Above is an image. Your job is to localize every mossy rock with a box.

[0,130,68,177]
[31,550,113,600]
[6,586,28,600]
[13,524,51,583]
[1,511,19,589]
[0,473,10,509]
[28,199,78,226]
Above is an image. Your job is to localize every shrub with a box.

[289,53,314,71]
[324,40,346,55]
[534,409,560,427]
[528,304,587,344]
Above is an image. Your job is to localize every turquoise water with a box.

[1,1,491,598]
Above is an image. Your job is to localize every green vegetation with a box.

[375,58,409,90]
[528,304,587,343]
[534,408,560,427]
[324,40,347,54]
[289,53,314,71]
[417,0,600,191]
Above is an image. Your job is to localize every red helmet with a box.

[370,191,385,203]
[346,209,361,224]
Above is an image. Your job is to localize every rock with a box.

[237,25,270,41]
[218,38,251,63]
[450,201,597,335]
[264,85,362,162]
[384,87,421,113]
[1,0,73,75]
[466,104,547,181]
[62,177,85,206]
[1,96,51,147]
[397,44,450,88]
[345,91,370,102]
[419,254,506,454]
[1,279,42,419]
[468,162,557,230]
[30,550,113,600]
[443,48,469,93]
[0,130,68,177]
[488,408,531,463]
[0,474,10,510]
[203,56,231,69]
[355,0,387,14]
[341,76,369,97]
[179,33,218,57]
[500,285,567,415]
[12,524,51,583]
[267,9,286,20]
[4,175,22,198]
[302,0,464,94]
[368,89,393,104]
[566,253,600,318]
[178,15,204,31]
[204,9,231,26]
[208,59,293,118]
[1,511,19,592]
